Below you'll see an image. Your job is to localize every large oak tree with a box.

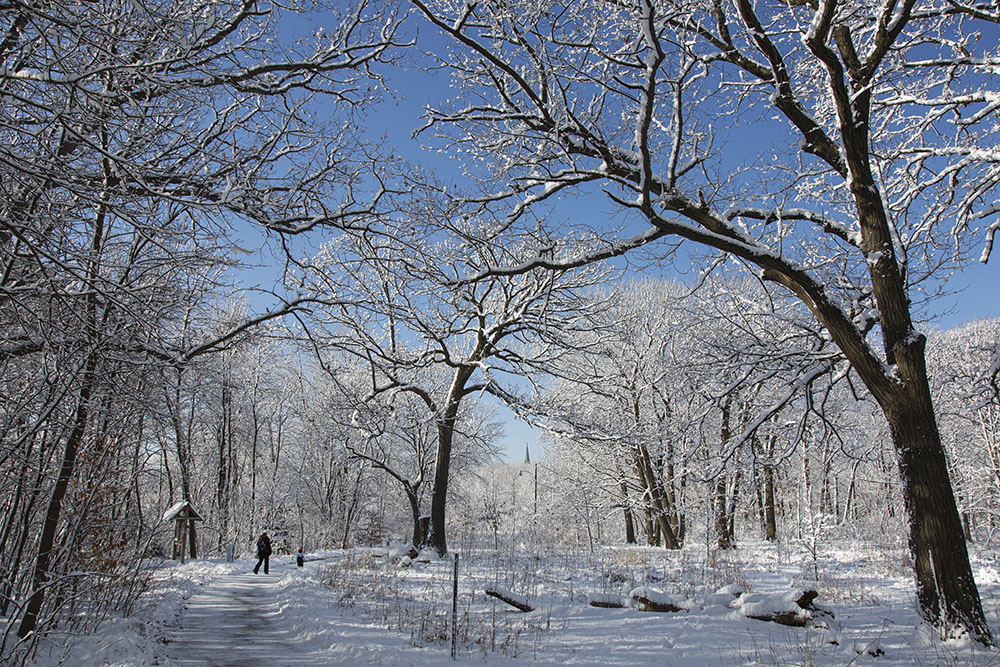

[410,0,998,643]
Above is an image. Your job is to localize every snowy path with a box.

[154,563,451,667]
[163,573,315,666]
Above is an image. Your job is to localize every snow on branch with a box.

[446,226,671,287]
[173,297,334,364]
[903,57,1000,68]
[981,218,1000,263]
[725,207,861,247]
[705,362,836,480]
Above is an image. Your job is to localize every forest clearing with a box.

[3,0,999,664]
[38,543,1000,666]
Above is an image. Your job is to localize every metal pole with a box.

[450,552,459,660]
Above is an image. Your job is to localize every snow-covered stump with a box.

[737,588,829,628]
[485,587,533,612]
[587,593,627,609]
[702,583,743,607]
[629,588,691,613]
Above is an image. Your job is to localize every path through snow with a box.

[157,566,446,667]
[163,573,313,666]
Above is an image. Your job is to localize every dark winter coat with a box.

[256,535,272,558]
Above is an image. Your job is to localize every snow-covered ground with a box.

[33,541,1000,666]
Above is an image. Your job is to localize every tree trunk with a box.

[406,487,422,546]
[714,477,733,550]
[800,435,812,540]
[726,470,740,545]
[427,423,455,555]
[642,506,657,546]
[339,466,365,550]
[427,367,474,556]
[620,480,637,544]
[842,459,860,526]
[216,376,232,554]
[634,446,680,548]
[763,465,777,542]
[888,392,993,642]
[664,451,682,543]
[18,180,109,638]
[615,459,637,544]
[714,397,735,550]
[634,460,656,545]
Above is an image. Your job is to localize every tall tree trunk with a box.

[18,163,111,638]
[886,377,993,642]
[0,423,49,617]
[713,476,733,550]
[763,465,777,542]
[841,459,860,526]
[250,403,260,544]
[727,470,740,545]
[427,367,474,556]
[663,448,682,543]
[406,486,423,546]
[619,480,637,544]
[642,506,657,545]
[615,459,637,544]
[216,377,232,554]
[634,459,657,545]
[800,435,811,540]
[714,396,735,550]
[763,44,994,637]
[427,419,456,555]
[645,451,680,548]
[634,446,679,548]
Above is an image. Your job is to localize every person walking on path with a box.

[253,532,272,574]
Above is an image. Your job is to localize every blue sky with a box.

[936,259,999,329]
[269,7,999,463]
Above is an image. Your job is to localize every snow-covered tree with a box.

[294,205,605,555]
[539,276,846,550]
[409,0,998,642]
[929,318,1000,541]
[0,0,400,650]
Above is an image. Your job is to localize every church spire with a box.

[524,445,531,464]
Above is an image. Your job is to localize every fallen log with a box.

[629,588,689,613]
[741,588,824,628]
[485,587,533,612]
[632,594,686,613]
[587,593,626,609]
[745,609,810,627]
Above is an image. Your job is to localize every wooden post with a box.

[179,519,188,564]
[173,522,182,560]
